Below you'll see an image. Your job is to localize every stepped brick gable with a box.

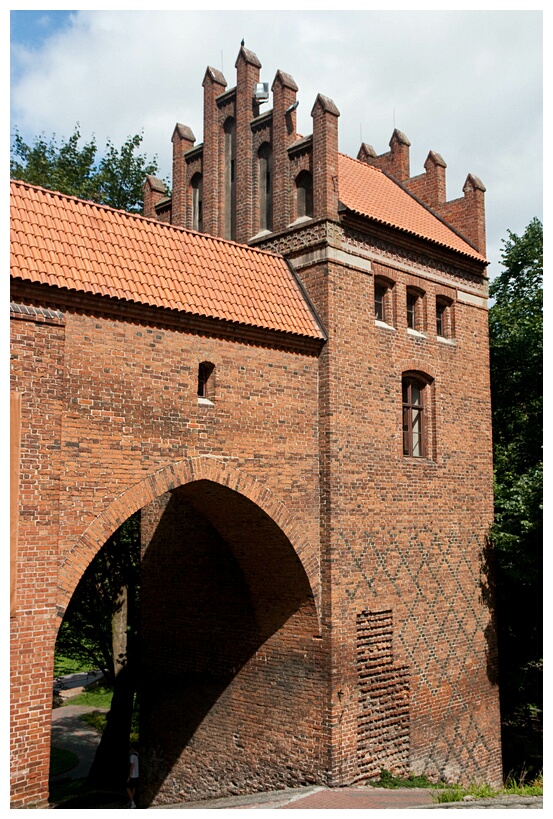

[11,44,501,808]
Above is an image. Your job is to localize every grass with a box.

[54,653,95,677]
[80,705,139,745]
[502,772,543,797]
[371,769,440,789]
[62,682,113,709]
[80,710,108,733]
[434,783,496,803]
[64,681,140,745]
[370,769,543,802]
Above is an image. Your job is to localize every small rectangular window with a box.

[375,283,386,321]
[436,297,453,339]
[198,362,215,401]
[407,287,426,333]
[374,278,395,326]
[436,301,446,336]
[407,292,418,329]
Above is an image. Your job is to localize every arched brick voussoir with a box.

[57,456,321,621]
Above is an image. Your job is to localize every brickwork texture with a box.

[10,44,502,808]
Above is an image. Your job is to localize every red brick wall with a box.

[437,177,487,255]
[10,217,502,807]
[10,44,501,805]
[257,219,502,787]
[171,124,195,227]
[202,67,227,237]
[235,47,261,243]
[10,306,66,808]
[404,152,447,209]
[10,292,323,807]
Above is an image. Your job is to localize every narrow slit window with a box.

[224,118,236,241]
[198,362,215,401]
[258,143,273,231]
[407,292,418,330]
[296,171,313,219]
[191,173,203,232]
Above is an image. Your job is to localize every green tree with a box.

[55,515,141,790]
[10,125,160,213]
[488,218,543,777]
[55,514,140,686]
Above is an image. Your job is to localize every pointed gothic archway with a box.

[57,457,320,618]
[56,458,325,805]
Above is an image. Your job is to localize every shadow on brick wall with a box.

[139,480,325,805]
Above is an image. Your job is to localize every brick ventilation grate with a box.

[357,610,410,777]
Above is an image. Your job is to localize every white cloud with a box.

[10,9,543,277]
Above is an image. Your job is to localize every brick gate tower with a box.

[10,44,502,807]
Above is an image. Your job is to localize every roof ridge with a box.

[9,178,287,262]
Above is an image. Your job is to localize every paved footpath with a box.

[50,704,107,783]
[49,708,543,810]
[154,785,543,810]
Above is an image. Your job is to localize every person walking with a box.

[126,744,139,808]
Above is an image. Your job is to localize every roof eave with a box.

[338,204,488,267]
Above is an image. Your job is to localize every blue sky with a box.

[11,10,75,48]
[9,7,543,279]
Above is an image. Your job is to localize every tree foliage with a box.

[488,218,543,775]
[10,125,160,213]
[56,515,141,789]
[55,514,140,687]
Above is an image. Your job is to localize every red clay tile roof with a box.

[338,154,486,262]
[10,180,324,340]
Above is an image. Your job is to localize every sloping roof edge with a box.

[10,180,326,342]
[337,153,487,264]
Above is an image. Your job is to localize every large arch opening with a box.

[139,480,324,805]
[54,467,324,807]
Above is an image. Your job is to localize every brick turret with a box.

[358,135,485,255]
[142,175,167,219]
[271,70,298,233]
[437,173,486,255]
[148,47,486,258]
[404,150,447,208]
[202,65,227,237]
[311,94,340,221]
[358,129,410,182]
[357,142,378,164]
[171,124,196,227]
[235,46,262,243]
